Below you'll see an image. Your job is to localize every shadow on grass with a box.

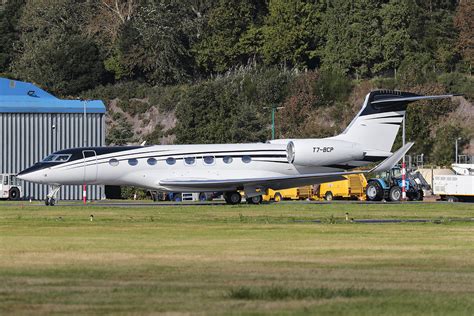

[227,286,374,301]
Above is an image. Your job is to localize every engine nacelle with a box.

[287,139,365,166]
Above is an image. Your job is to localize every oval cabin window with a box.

[242,156,252,163]
[147,158,157,166]
[109,159,119,167]
[203,156,215,165]
[166,157,176,165]
[128,158,138,166]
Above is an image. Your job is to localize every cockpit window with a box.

[42,154,71,162]
[55,154,71,162]
[42,155,56,162]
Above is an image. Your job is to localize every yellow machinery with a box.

[263,186,313,202]
[263,174,367,202]
[315,174,367,201]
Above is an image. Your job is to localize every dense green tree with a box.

[0,0,25,75]
[118,1,200,84]
[193,0,266,73]
[261,0,322,69]
[12,0,105,95]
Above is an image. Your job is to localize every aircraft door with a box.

[82,150,98,183]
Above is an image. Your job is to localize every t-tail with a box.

[333,90,456,153]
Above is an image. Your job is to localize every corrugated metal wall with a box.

[0,113,105,200]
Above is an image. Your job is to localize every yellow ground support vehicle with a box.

[315,174,367,201]
[263,186,313,202]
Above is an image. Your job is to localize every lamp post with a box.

[401,115,406,200]
[455,137,462,163]
[267,106,284,140]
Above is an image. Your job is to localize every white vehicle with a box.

[17,90,455,206]
[433,164,474,202]
[0,174,22,200]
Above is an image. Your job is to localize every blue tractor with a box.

[366,166,424,202]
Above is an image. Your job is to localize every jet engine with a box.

[286,139,365,166]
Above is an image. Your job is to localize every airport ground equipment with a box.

[366,167,425,201]
[263,186,313,202]
[315,174,367,201]
[0,174,22,200]
[433,164,474,202]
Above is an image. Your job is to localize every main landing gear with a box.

[223,191,263,205]
[45,185,61,206]
[224,191,241,205]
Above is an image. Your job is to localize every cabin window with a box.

[147,158,157,166]
[203,156,215,165]
[166,157,176,165]
[109,158,119,167]
[242,156,252,163]
[223,156,233,164]
[184,157,196,165]
[128,158,138,166]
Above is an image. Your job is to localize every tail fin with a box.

[334,90,455,152]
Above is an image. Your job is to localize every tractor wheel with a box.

[366,181,383,201]
[388,186,402,202]
[8,187,20,200]
[274,193,282,202]
[324,191,333,201]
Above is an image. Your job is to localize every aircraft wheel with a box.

[324,191,333,201]
[8,187,20,200]
[366,181,383,201]
[225,191,241,205]
[388,186,401,202]
[274,193,282,202]
[49,198,56,206]
[247,195,262,204]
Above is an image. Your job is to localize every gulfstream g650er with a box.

[18,90,454,205]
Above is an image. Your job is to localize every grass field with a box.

[1,201,473,315]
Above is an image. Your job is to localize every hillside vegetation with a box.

[1,0,473,165]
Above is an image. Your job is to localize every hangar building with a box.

[0,78,106,200]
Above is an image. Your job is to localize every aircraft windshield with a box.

[42,154,72,163]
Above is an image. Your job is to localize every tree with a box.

[12,0,105,95]
[0,0,25,74]
[454,0,474,72]
[261,0,322,69]
[320,0,384,77]
[193,0,266,73]
[118,1,200,84]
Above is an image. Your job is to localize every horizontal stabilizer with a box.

[370,142,414,173]
[371,94,458,105]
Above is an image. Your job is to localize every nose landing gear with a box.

[45,185,61,206]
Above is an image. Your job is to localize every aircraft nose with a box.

[17,164,48,183]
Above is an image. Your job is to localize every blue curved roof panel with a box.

[0,78,106,114]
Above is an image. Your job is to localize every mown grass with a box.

[0,201,473,315]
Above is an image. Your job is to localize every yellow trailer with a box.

[315,174,367,201]
[263,186,313,202]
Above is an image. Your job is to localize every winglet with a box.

[370,142,414,173]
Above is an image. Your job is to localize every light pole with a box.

[268,106,284,140]
[83,99,88,147]
[401,115,407,200]
[455,137,462,163]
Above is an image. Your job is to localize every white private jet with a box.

[18,90,455,206]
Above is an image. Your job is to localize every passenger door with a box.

[82,150,98,183]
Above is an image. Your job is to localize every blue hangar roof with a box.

[0,78,106,114]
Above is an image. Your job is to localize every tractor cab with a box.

[0,174,23,200]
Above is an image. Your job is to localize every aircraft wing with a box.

[159,143,414,191]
